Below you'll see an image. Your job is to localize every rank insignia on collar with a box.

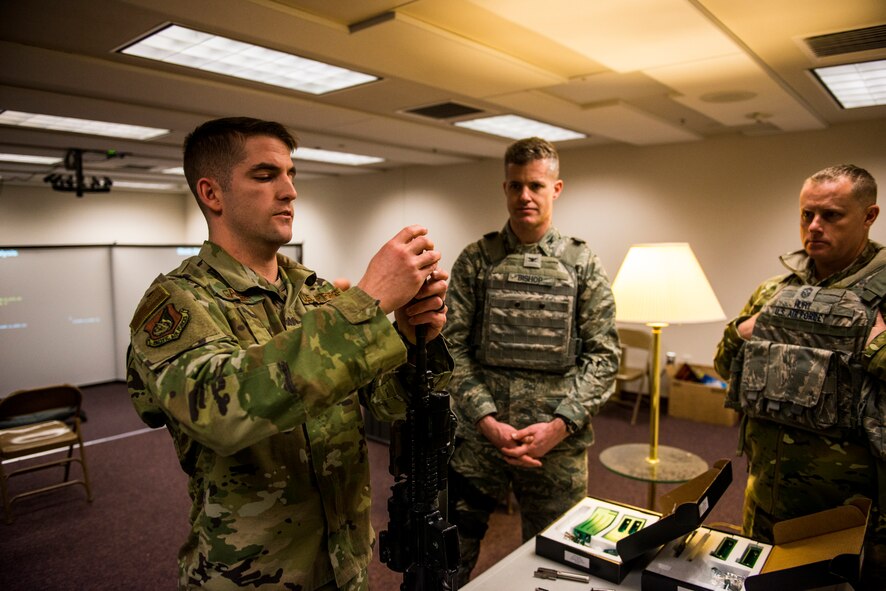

[523,252,542,268]
[299,289,336,306]
[145,303,190,347]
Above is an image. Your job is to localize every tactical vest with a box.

[726,259,886,437]
[473,232,584,373]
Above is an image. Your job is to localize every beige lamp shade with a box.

[612,242,726,325]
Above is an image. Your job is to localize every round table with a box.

[599,443,709,509]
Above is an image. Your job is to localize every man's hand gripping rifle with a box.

[379,323,460,590]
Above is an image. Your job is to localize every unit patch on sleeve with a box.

[145,303,190,347]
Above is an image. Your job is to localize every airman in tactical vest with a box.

[444,137,620,587]
[715,164,886,589]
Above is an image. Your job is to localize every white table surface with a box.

[462,538,643,591]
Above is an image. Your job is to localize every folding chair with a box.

[0,384,93,523]
[609,328,653,425]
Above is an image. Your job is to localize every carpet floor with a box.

[0,383,745,590]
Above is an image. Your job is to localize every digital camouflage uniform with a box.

[127,241,452,591]
[444,224,620,585]
[714,241,886,585]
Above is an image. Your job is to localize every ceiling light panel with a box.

[455,115,585,141]
[490,90,699,145]
[113,181,184,191]
[0,110,168,140]
[0,153,62,165]
[293,147,383,166]
[814,59,886,108]
[120,25,378,95]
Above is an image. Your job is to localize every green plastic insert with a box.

[603,516,646,542]
[710,537,737,560]
[737,544,763,568]
[571,507,618,545]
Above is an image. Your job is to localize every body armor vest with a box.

[727,261,886,437]
[473,232,584,373]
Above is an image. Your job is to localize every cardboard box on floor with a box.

[668,364,738,427]
[743,497,869,591]
[534,458,732,583]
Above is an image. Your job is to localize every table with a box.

[598,443,708,509]
[462,538,642,591]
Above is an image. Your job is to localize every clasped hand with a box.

[476,415,568,468]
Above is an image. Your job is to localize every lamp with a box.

[601,243,726,507]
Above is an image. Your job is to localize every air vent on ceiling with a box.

[405,102,484,120]
[804,24,886,58]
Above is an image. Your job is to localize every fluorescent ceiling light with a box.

[120,24,378,95]
[160,166,185,175]
[813,59,886,109]
[114,181,183,191]
[294,147,383,166]
[454,114,586,141]
[0,110,168,140]
[0,153,62,165]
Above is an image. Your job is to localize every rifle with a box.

[379,324,460,590]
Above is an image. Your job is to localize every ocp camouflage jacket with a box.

[127,241,451,590]
[714,240,886,547]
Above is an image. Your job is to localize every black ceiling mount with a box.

[43,148,126,197]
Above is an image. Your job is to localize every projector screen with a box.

[0,246,116,393]
[0,244,302,394]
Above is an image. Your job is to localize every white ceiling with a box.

[0,0,884,193]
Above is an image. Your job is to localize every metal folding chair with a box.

[0,384,93,523]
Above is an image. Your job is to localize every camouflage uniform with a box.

[444,224,620,584]
[714,241,886,585]
[127,242,452,590]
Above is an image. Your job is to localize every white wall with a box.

[2,118,885,369]
[184,195,207,244]
[292,118,886,367]
[0,184,191,245]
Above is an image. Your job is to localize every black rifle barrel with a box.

[379,322,459,590]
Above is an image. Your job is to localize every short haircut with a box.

[183,117,298,197]
[504,137,560,178]
[808,164,878,206]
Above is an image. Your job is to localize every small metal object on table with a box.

[534,567,590,583]
[462,538,639,590]
[599,443,708,509]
